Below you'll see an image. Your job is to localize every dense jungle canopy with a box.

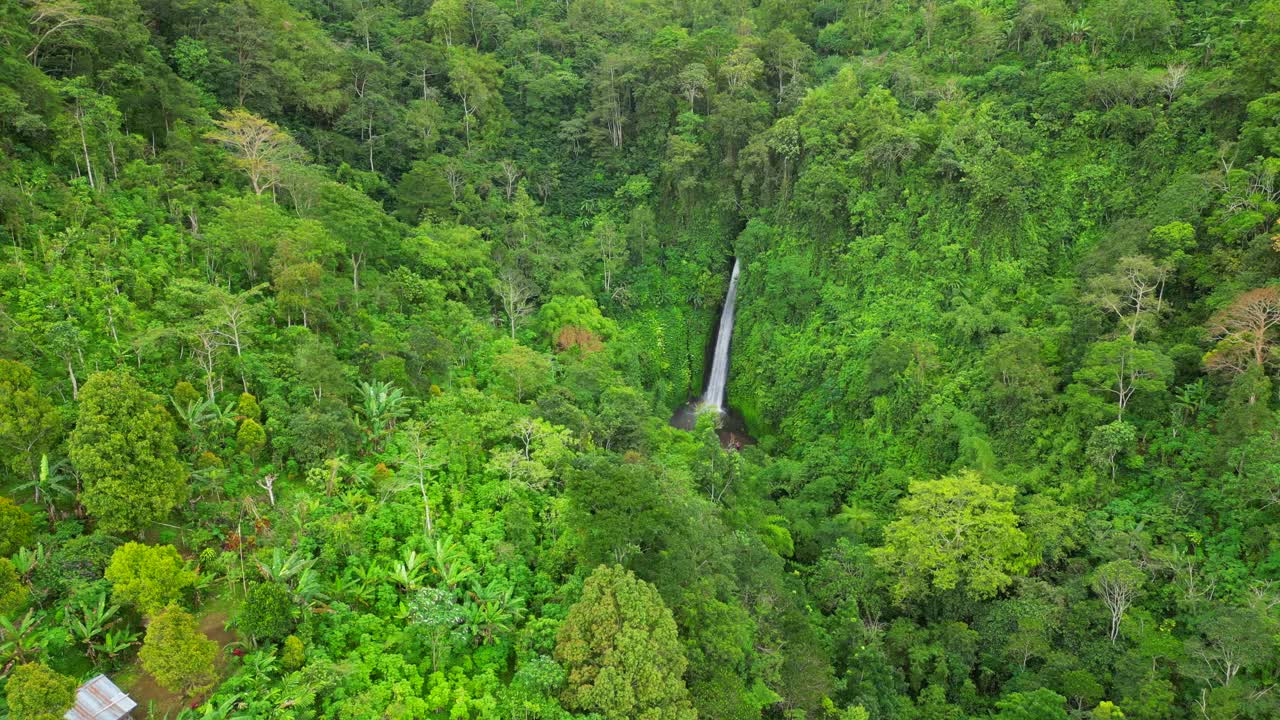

[1,1,1280,719]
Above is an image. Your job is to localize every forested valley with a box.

[1,1,1279,718]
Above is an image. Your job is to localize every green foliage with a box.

[555,565,696,720]
[873,471,1034,602]
[237,582,295,642]
[0,359,61,482]
[0,556,30,615]
[236,392,262,421]
[105,542,197,617]
[490,342,552,402]
[2,0,1280,714]
[140,605,219,695]
[281,635,305,670]
[995,688,1068,720]
[172,381,201,409]
[237,418,266,456]
[0,497,34,557]
[5,662,78,720]
[68,371,189,534]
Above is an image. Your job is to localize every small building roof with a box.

[64,674,138,720]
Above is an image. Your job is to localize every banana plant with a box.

[291,567,330,609]
[390,548,427,591]
[255,547,317,589]
[0,609,52,671]
[336,488,372,514]
[13,455,73,524]
[191,568,220,606]
[93,626,141,663]
[241,648,278,678]
[176,696,255,720]
[65,592,122,661]
[429,536,476,591]
[9,543,44,579]
[464,580,523,645]
[357,380,409,452]
[346,559,386,607]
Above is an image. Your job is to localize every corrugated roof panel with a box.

[65,675,138,720]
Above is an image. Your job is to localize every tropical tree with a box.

[0,497,34,557]
[68,371,189,534]
[105,543,198,616]
[6,661,78,720]
[237,582,295,644]
[872,471,1034,602]
[140,605,219,695]
[0,359,62,483]
[1205,287,1280,376]
[555,565,696,720]
[409,586,466,671]
[205,109,303,195]
[1091,560,1144,644]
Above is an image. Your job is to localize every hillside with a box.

[1,1,1279,719]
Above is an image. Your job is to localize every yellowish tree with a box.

[140,605,218,695]
[872,471,1035,602]
[205,109,303,196]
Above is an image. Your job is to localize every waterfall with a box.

[701,257,741,413]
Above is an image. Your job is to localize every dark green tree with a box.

[68,371,189,534]
[555,565,696,720]
[237,582,295,643]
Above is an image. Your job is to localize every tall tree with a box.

[205,108,303,196]
[555,565,696,720]
[1091,560,1144,644]
[872,471,1034,602]
[1084,255,1171,341]
[0,359,61,484]
[1205,287,1280,377]
[68,371,189,534]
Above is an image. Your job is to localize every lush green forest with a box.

[1,0,1279,718]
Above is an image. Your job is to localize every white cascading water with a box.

[701,257,741,413]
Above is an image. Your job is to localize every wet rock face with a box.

[669,258,754,448]
[702,257,741,413]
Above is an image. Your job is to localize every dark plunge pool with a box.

[670,401,755,449]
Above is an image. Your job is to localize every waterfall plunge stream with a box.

[670,258,753,447]
[701,257,740,413]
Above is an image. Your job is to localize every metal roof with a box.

[64,674,138,720]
